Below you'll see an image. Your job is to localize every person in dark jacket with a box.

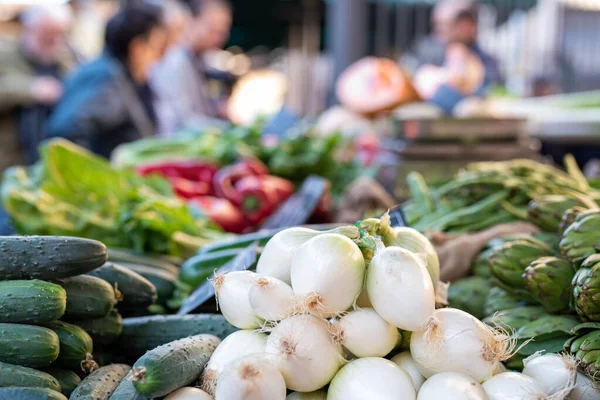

[47,4,168,158]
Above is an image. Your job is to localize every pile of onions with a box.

[410,308,510,382]
[390,352,425,391]
[265,314,344,392]
[213,271,262,329]
[367,246,435,331]
[327,357,416,399]
[256,226,359,284]
[165,387,213,400]
[417,372,487,399]
[200,330,268,394]
[215,354,286,400]
[290,233,365,318]
[286,390,327,399]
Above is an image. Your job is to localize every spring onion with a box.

[522,352,576,396]
[214,271,262,329]
[249,276,297,321]
[390,352,425,391]
[417,372,487,400]
[333,307,398,358]
[214,354,286,400]
[482,372,548,400]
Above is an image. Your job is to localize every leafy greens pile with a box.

[1,139,225,255]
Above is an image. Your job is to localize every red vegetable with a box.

[213,158,269,205]
[190,196,248,233]
[137,160,218,184]
[170,177,212,199]
[259,175,295,203]
[234,175,282,226]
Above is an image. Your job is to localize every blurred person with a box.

[0,4,73,170]
[47,4,168,158]
[151,0,232,135]
[163,0,192,48]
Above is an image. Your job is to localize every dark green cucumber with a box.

[56,275,115,318]
[131,334,220,398]
[107,248,181,273]
[179,248,241,288]
[109,371,148,400]
[0,362,60,391]
[42,368,80,396]
[88,263,157,307]
[117,314,237,359]
[119,264,177,306]
[0,323,59,368]
[45,321,96,373]
[72,310,123,346]
[0,280,66,324]
[0,387,67,400]
[0,236,107,281]
[69,364,130,400]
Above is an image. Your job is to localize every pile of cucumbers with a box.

[0,236,238,399]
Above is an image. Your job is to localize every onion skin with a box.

[570,373,600,400]
[286,390,327,399]
[522,353,576,396]
[337,307,399,358]
[214,271,262,329]
[410,308,503,382]
[482,372,548,400]
[165,387,213,400]
[390,352,426,391]
[417,372,488,400]
[265,314,343,392]
[367,246,435,331]
[327,357,416,400]
[214,354,286,400]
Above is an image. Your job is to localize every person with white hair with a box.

[0,4,74,169]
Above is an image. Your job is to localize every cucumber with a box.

[88,263,157,308]
[0,280,66,324]
[0,387,67,400]
[0,323,59,368]
[130,334,220,398]
[92,346,128,368]
[69,364,130,400]
[119,264,177,306]
[179,248,241,288]
[109,371,148,400]
[117,314,237,359]
[45,321,96,373]
[0,362,60,391]
[0,236,107,281]
[72,310,123,346]
[56,275,115,318]
[107,248,181,273]
[42,368,80,396]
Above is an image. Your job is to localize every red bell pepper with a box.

[234,175,282,226]
[190,196,248,233]
[169,177,212,200]
[309,183,333,223]
[213,158,268,205]
[258,175,295,203]
[136,160,218,185]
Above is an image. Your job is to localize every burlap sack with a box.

[430,222,541,282]
[335,177,396,224]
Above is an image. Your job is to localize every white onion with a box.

[569,373,600,400]
[522,352,577,396]
[214,271,262,329]
[410,308,509,382]
[493,362,507,375]
[249,276,297,321]
[286,390,327,399]
[390,352,425,391]
[165,387,213,400]
[291,233,365,318]
[327,357,416,400]
[366,246,435,331]
[265,314,344,392]
[215,354,286,400]
[333,307,398,358]
[200,330,267,394]
[417,372,488,400]
[257,226,359,284]
[482,372,548,400]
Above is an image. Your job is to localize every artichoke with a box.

[559,206,588,234]
[532,232,561,253]
[560,210,600,266]
[489,237,555,290]
[448,276,491,319]
[573,254,600,321]
[522,256,575,313]
[565,322,600,381]
[528,195,580,232]
[483,286,528,317]
[482,306,547,331]
[472,248,493,278]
